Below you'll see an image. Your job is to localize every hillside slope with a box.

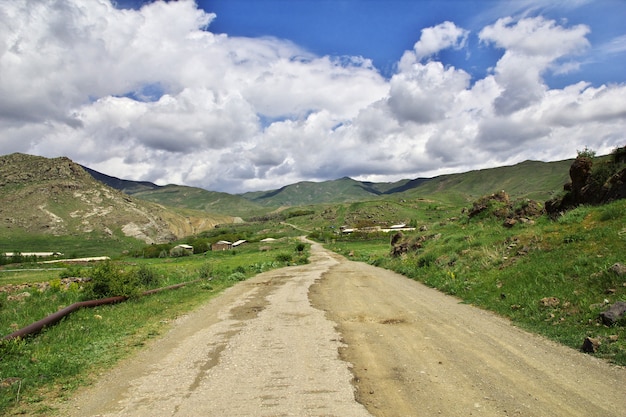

[241,177,385,206]
[81,167,263,218]
[0,153,233,244]
[242,160,572,207]
[131,185,262,218]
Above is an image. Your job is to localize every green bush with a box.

[197,263,213,279]
[227,271,246,282]
[275,252,292,263]
[59,265,85,279]
[83,261,151,299]
[135,265,159,287]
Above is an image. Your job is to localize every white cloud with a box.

[399,21,469,72]
[412,21,469,62]
[479,16,590,115]
[0,1,624,193]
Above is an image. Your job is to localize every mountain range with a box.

[1,152,573,247]
[85,158,572,212]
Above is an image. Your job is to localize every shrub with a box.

[227,271,246,282]
[135,265,159,287]
[275,252,292,263]
[197,263,213,279]
[577,146,596,159]
[59,265,85,279]
[84,261,144,299]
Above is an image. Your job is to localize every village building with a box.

[170,244,194,257]
[211,240,232,251]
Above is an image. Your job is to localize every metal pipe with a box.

[2,280,201,341]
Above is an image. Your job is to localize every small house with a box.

[232,240,247,247]
[170,244,194,257]
[211,240,232,251]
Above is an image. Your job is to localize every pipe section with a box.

[2,280,201,341]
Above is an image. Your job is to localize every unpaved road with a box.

[63,242,625,417]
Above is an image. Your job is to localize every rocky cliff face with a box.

[0,153,232,243]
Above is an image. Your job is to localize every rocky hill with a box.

[0,153,233,244]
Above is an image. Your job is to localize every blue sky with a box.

[1,0,625,192]
[141,0,626,87]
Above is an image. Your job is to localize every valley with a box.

[0,150,625,416]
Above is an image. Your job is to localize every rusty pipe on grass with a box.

[2,280,200,341]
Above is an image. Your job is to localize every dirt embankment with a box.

[60,243,625,417]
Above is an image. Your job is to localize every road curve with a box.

[62,242,625,417]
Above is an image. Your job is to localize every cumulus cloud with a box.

[0,0,624,193]
[479,16,590,114]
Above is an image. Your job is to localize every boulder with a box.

[581,337,601,353]
[599,301,626,326]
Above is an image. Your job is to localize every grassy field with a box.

[0,237,309,416]
[0,231,145,259]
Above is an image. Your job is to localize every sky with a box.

[1,0,625,193]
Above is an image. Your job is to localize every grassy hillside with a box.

[132,185,264,218]
[0,153,234,254]
[241,177,384,206]
[399,159,573,204]
[242,159,571,209]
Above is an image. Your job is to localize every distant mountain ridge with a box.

[81,157,572,213]
[81,165,160,194]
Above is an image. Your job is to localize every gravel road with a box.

[63,242,625,417]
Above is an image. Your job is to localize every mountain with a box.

[81,158,573,215]
[79,168,263,218]
[131,185,263,218]
[0,153,234,244]
[241,160,572,207]
[241,177,386,206]
[396,159,573,203]
[81,165,159,194]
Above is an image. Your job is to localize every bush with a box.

[227,272,246,282]
[197,263,212,279]
[84,261,150,299]
[59,265,85,279]
[136,265,159,287]
[133,243,173,258]
[275,252,292,263]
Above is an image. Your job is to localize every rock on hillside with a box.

[0,153,232,243]
[546,148,626,216]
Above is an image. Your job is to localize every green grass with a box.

[320,199,626,366]
[0,238,309,416]
[0,232,144,259]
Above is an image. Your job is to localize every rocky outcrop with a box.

[546,149,626,216]
[467,191,544,227]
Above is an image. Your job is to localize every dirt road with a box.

[63,242,625,417]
